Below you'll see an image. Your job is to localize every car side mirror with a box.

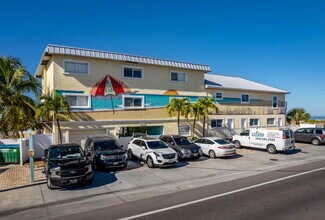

[41,156,46,162]
[44,149,48,157]
[86,152,91,157]
[141,146,146,150]
[171,142,175,146]
[120,145,123,148]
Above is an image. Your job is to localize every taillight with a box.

[218,146,227,149]
[323,134,325,139]
[282,133,285,139]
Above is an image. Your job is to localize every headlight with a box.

[100,154,109,159]
[181,149,190,154]
[50,167,61,178]
[85,164,92,173]
[153,152,161,158]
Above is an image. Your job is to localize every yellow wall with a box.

[50,55,207,96]
[207,89,285,102]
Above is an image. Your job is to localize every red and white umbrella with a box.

[90,75,131,113]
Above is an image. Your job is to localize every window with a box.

[305,128,313,134]
[63,59,90,75]
[211,119,224,128]
[64,94,91,108]
[267,118,275,126]
[122,95,144,109]
[249,118,260,127]
[132,139,141,146]
[215,92,223,100]
[195,139,203,144]
[170,71,187,82]
[241,94,250,103]
[272,96,278,109]
[316,129,324,135]
[123,66,143,78]
[241,130,250,136]
[295,129,304,133]
[203,139,214,145]
[179,124,191,136]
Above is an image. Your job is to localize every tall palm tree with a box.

[167,98,191,134]
[0,56,41,138]
[198,97,219,137]
[191,101,203,138]
[287,108,311,125]
[36,94,71,144]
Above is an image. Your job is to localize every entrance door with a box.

[278,118,283,127]
[241,118,247,130]
[227,119,234,130]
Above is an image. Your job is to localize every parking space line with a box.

[119,166,325,220]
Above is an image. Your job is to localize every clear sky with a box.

[1,0,324,116]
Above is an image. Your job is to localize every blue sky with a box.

[1,0,324,116]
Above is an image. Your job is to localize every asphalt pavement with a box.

[1,143,325,220]
[54,160,325,220]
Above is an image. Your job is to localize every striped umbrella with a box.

[90,75,131,113]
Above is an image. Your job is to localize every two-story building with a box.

[35,45,211,145]
[35,44,289,145]
[204,74,288,134]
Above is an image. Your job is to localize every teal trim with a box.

[55,90,266,111]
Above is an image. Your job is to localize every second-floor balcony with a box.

[211,101,286,115]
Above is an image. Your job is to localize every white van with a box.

[232,128,295,154]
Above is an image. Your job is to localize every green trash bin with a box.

[0,144,20,164]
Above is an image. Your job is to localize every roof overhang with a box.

[35,44,212,78]
[205,84,290,94]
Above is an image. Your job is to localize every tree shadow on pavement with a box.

[282,148,302,155]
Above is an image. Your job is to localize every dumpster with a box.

[0,144,20,164]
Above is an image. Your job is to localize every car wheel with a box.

[47,176,54,190]
[128,150,134,160]
[311,138,320,146]
[267,145,277,154]
[209,150,216,158]
[147,156,155,168]
[234,141,241,149]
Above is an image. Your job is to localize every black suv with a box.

[84,137,127,170]
[294,128,325,145]
[43,144,93,189]
[159,135,202,159]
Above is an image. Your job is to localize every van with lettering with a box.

[232,128,295,154]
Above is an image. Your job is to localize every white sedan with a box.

[194,137,236,158]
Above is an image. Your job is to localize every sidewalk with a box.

[0,162,46,191]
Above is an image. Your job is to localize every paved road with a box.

[49,159,325,220]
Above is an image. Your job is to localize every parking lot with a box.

[1,143,325,218]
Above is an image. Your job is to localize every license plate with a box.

[113,162,118,165]
[70,179,78,183]
[168,160,174,163]
[193,153,198,156]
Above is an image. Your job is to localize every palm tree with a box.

[190,101,203,138]
[0,56,41,138]
[287,108,311,125]
[198,97,219,136]
[36,94,71,144]
[167,98,191,134]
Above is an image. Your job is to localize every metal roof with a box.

[204,74,289,94]
[36,44,211,77]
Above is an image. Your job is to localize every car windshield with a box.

[214,139,231,145]
[49,146,83,160]
[147,141,169,149]
[173,137,192,145]
[94,140,120,151]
